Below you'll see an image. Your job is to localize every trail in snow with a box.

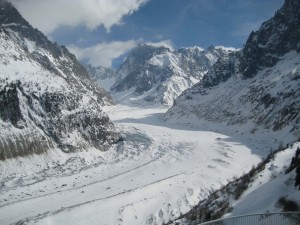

[0,105,273,225]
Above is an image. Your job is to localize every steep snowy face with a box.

[84,64,117,91]
[240,0,300,78]
[112,44,173,97]
[84,64,117,81]
[0,3,118,160]
[166,0,300,140]
[110,44,234,106]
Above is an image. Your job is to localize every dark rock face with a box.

[0,3,118,160]
[201,52,240,88]
[239,0,300,78]
[0,81,25,128]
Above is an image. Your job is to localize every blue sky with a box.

[11,0,284,68]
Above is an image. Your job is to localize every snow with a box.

[96,77,116,92]
[1,2,299,224]
[226,143,300,217]
[111,53,200,106]
[24,38,37,53]
[189,46,205,51]
[166,51,300,147]
[215,46,240,52]
[0,104,274,225]
[0,27,68,92]
[108,45,233,107]
[1,26,298,224]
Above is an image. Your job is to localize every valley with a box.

[0,105,271,225]
[1,0,300,224]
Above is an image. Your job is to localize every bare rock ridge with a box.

[0,2,118,160]
[166,0,300,140]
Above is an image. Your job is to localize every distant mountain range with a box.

[165,0,300,142]
[86,45,237,106]
[0,2,118,160]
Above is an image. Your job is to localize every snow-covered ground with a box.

[0,105,277,225]
[228,143,300,216]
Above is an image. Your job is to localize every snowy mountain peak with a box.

[239,0,300,78]
[117,44,171,76]
[177,46,204,54]
[189,46,205,51]
[106,44,234,106]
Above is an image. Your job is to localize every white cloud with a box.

[215,46,240,51]
[68,40,138,68]
[145,40,174,51]
[9,0,148,34]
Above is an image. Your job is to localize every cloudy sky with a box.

[9,0,284,68]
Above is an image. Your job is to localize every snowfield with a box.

[0,105,280,225]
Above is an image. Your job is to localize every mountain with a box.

[240,0,300,79]
[0,2,118,160]
[84,64,117,92]
[166,0,300,142]
[108,44,235,106]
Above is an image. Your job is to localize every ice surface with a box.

[0,105,276,225]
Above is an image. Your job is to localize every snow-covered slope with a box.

[166,0,300,143]
[109,44,236,106]
[228,146,300,216]
[171,143,300,225]
[84,63,117,92]
[0,2,118,160]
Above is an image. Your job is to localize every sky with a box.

[9,0,284,68]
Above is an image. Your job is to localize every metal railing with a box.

[199,212,300,225]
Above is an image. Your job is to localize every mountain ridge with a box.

[240,0,300,78]
[166,0,300,142]
[0,2,118,160]
[88,44,237,106]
